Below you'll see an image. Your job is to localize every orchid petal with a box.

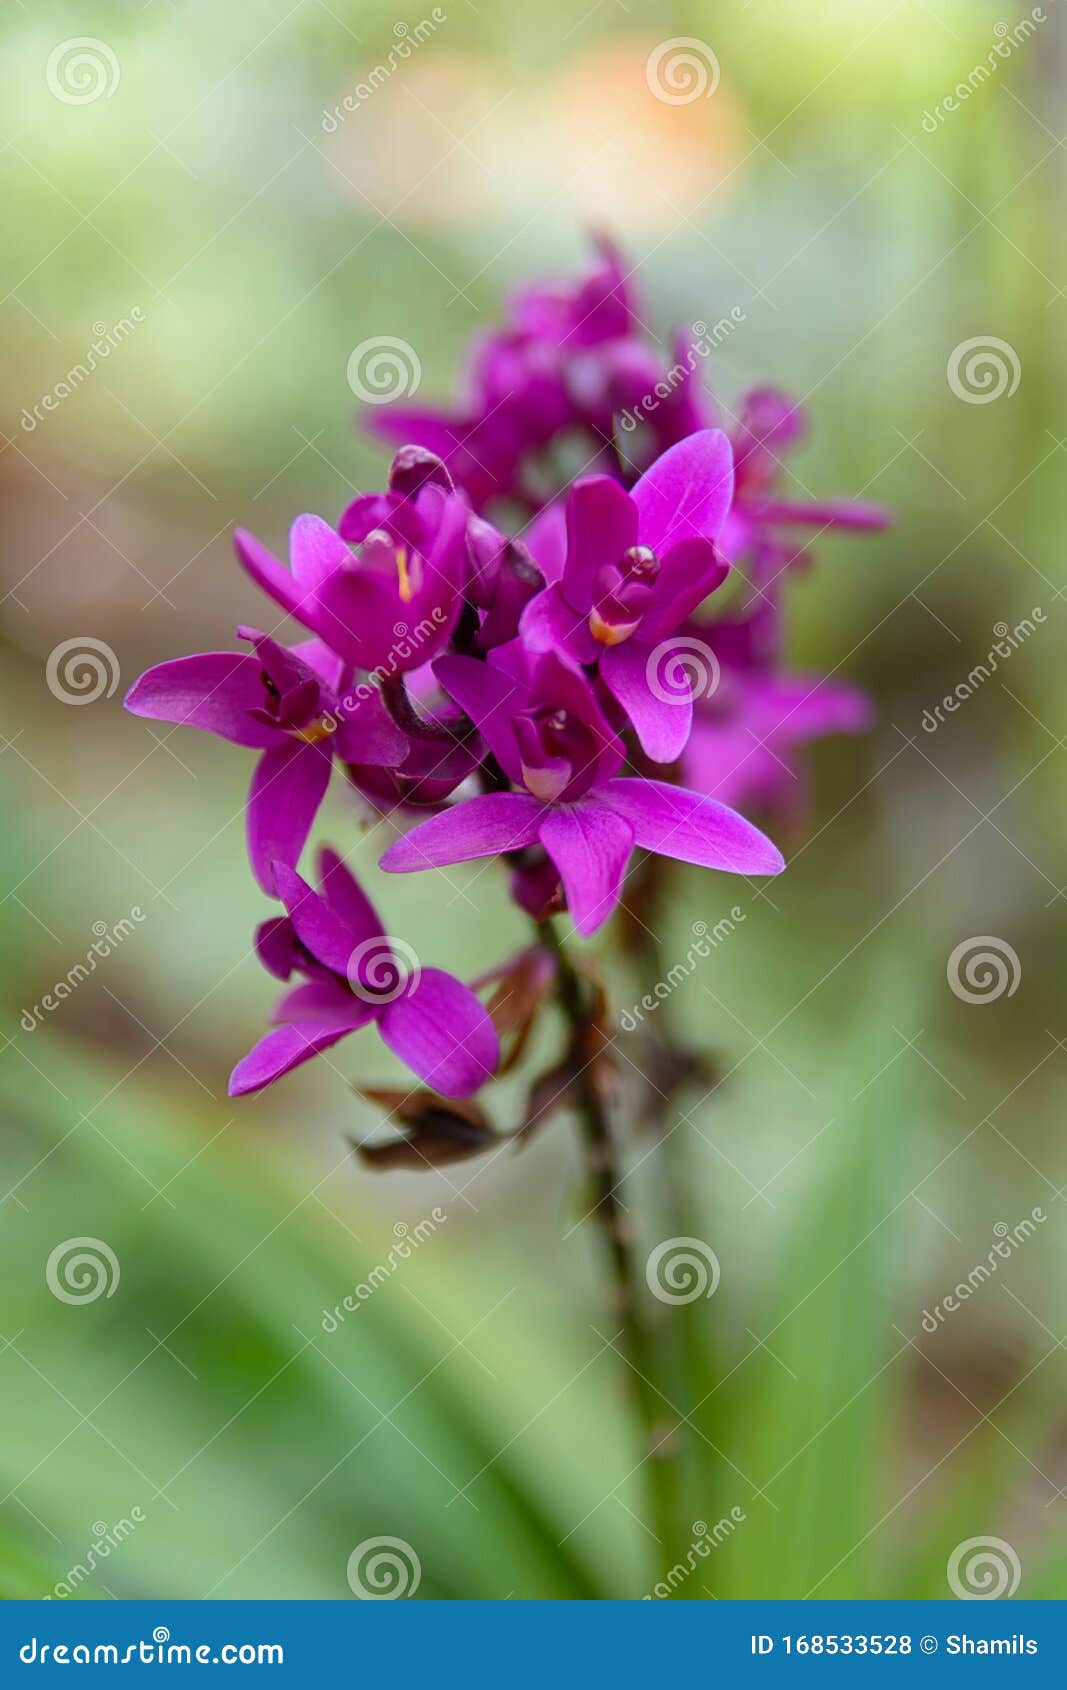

[432,654,527,783]
[631,429,734,554]
[272,979,375,1030]
[315,847,389,950]
[125,653,277,749]
[599,777,784,875]
[228,1023,351,1096]
[274,859,373,974]
[538,801,634,936]
[637,537,730,642]
[380,793,544,873]
[331,687,410,767]
[233,528,306,621]
[290,513,351,590]
[246,740,333,896]
[756,499,893,532]
[518,584,597,664]
[755,676,874,743]
[562,476,638,612]
[599,641,693,763]
[378,967,499,1097]
[523,501,567,585]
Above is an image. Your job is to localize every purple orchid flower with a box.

[720,387,892,575]
[382,645,783,936]
[520,430,733,762]
[681,603,873,820]
[369,238,644,514]
[125,629,406,895]
[613,328,719,481]
[234,477,469,677]
[436,643,625,803]
[508,233,637,348]
[465,515,545,652]
[230,849,499,1098]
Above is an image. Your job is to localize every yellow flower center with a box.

[290,715,337,744]
[395,547,416,603]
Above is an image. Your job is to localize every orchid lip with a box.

[589,609,638,646]
[522,762,571,802]
[395,546,416,602]
[289,716,338,745]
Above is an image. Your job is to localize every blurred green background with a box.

[1,0,1065,1600]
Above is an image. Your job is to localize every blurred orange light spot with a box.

[325,39,743,235]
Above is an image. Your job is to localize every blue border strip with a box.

[2,1600,1064,1681]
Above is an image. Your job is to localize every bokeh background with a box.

[1,0,1065,1600]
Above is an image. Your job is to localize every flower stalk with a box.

[537,916,685,1586]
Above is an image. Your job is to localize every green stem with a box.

[537,916,684,1587]
[618,863,719,1580]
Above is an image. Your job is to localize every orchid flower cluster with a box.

[126,238,889,1162]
